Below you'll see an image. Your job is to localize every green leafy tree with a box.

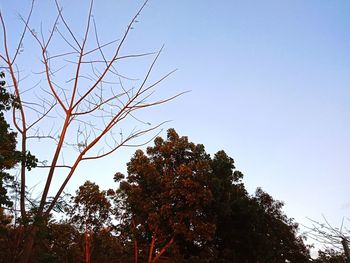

[0,72,21,208]
[0,72,39,262]
[0,72,22,262]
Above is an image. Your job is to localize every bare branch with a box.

[27,101,57,130]
[12,0,35,63]
[72,0,150,110]
[36,165,72,169]
[54,0,81,50]
[82,122,166,161]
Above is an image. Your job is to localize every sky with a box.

[1,0,350,249]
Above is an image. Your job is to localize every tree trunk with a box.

[152,237,174,263]
[134,240,138,263]
[85,222,91,263]
[19,226,38,263]
[148,236,156,263]
[341,238,350,263]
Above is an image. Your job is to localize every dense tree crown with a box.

[116,129,216,262]
[2,128,341,262]
[0,72,20,208]
[113,129,311,262]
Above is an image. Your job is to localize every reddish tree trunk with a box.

[152,237,174,263]
[134,240,138,263]
[85,222,90,263]
[148,236,156,263]
[19,226,38,263]
[342,238,350,263]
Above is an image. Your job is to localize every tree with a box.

[68,181,113,263]
[0,1,179,261]
[116,129,311,262]
[217,188,310,262]
[207,150,248,261]
[306,217,350,263]
[69,181,112,232]
[31,221,83,263]
[250,188,310,262]
[0,71,21,208]
[313,248,347,263]
[116,129,215,262]
[207,151,310,262]
[0,71,20,262]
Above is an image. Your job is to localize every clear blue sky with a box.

[1,0,350,246]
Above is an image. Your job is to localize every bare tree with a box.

[305,216,350,262]
[0,0,181,261]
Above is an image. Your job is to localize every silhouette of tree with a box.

[0,124,314,262]
[33,222,83,263]
[313,248,347,263]
[115,129,311,262]
[205,149,310,262]
[249,188,310,262]
[206,150,248,261]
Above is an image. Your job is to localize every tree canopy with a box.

[113,129,311,262]
[0,72,20,208]
[116,129,215,262]
[2,128,340,262]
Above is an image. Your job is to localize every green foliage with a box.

[0,72,21,208]
[0,72,17,111]
[0,73,40,262]
[24,151,38,171]
[0,72,37,208]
